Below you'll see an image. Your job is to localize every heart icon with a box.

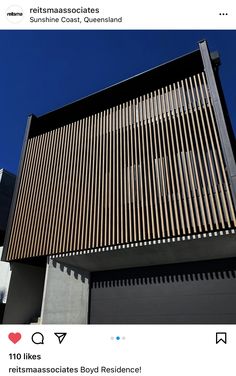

[8,332,22,344]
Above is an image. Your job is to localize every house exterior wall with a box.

[90,258,236,324]
[41,258,90,324]
[3,262,45,324]
[3,42,236,264]
[0,169,15,245]
[2,41,236,324]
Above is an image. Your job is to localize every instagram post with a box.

[0,1,236,375]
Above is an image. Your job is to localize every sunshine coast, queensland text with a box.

[29,16,123,23]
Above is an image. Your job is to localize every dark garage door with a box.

[89,258,236,324]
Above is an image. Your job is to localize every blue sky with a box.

[1,30,236,174]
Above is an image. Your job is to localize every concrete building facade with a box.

[2,40,236,324]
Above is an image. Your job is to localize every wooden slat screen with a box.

[6,71,236,260]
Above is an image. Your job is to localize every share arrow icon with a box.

[54,333,67,344]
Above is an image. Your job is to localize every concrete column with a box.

[41,258,90,324]
[3,262,46,324]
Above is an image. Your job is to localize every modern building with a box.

[2,40,236,324]
[0,169,16,321]
[0,169,16,246]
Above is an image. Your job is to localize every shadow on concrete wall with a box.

[91,258,236,288]
[51,259,88,283]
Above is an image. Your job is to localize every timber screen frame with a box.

[2,40,236,268]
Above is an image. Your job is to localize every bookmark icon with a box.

[216,332,227,344]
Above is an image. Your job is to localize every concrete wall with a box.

[0,247,11,303]
[41,258,90,324]
[3,262,46,324]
